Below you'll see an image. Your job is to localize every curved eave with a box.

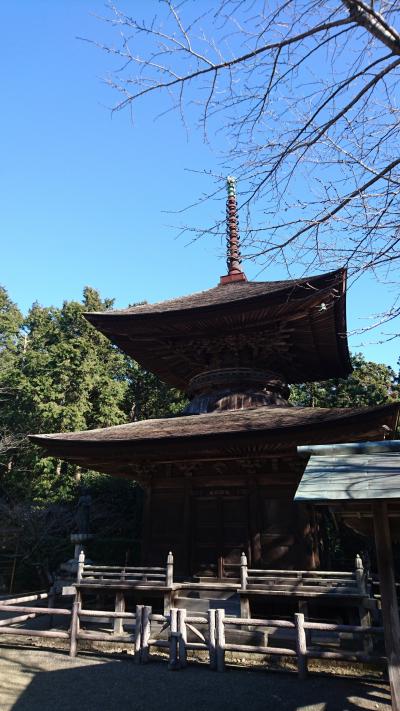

[85,268,346,324]
[29,402,399,475]
[332,268,351,379]
[84,269,351,389]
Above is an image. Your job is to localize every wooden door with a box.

[192,491,248,574]
[221,495,249,563]
[192,496,219,575]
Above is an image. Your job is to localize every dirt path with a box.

[0,645,392,711]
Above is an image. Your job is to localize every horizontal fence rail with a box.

[0,591,386,677]
[0,590,70,641]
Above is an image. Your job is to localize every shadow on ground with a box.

[0,647,392,711]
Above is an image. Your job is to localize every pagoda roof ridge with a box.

[84,267,346,319]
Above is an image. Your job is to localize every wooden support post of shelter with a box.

[373,501,400,711]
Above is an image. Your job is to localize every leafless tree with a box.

[0,499,74,588]
[88,0,400,334]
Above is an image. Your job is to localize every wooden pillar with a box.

[248,474,262,566]
[373,501,400,711]
[183,472,193,576]
[140,474,153,564]
[297,504,318,570]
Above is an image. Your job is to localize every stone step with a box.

[173,596,240,615]
[194,576,240,585]
[175,588,238,600]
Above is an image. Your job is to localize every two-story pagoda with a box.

[31,178,399,576]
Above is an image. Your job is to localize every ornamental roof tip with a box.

[220,175,247,284]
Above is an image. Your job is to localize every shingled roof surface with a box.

[85,269,344,318]
[29,403,399,475]
[31,403,399,445]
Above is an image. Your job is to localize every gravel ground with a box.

[0,645,392,711]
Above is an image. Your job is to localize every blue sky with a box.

[1,1,398,371]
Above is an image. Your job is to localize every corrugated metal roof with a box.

[294,453,400,502]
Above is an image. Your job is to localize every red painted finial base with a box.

[219,272,247,284]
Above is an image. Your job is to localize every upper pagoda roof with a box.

[88,270,338,316]
[85,268,351,388]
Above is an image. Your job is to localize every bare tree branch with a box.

[90,0,400,338]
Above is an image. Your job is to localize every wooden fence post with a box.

[134,605,143,664]
[208,608,217,669]
[177,608,187,668]
[69,599,80,658]
[217,556,224,579]
[355,554,367,594]
[168,608,179,670]
[240,552,248,590]
[77,551,85,583]
[295,612,307,679]
[113,592,125,636]
[166,551,174,587]
[47,585,56,629]
[355,554,373,653]
[141,605,152,663]
[215,608,225,672]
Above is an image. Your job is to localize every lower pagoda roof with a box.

[30,403,399,477]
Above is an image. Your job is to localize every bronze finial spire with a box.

[220,176,247,284]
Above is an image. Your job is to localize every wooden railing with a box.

[210,612,385,675]
[77,551,174,587]
[0,593,385,676]
[135,606,385,673]
[239,552,367,594]
[237,553,371,623]
[69,601,143,659]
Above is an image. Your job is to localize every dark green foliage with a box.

[0,286,23,375]
[0,286,186,504]
[0,285,186,589]
[290,353,399,408]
